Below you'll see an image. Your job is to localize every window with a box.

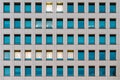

[110,50,116,60]
[14,19,21,29]
[110,19,116,29]
[99,35,106,44]
[89,51,95,60]
[89,3,95,13]
[78,66,84,76]
[46,2,53,12]
[67,3,74,13]
[57,50,63,60]
[78,19,84,29]
[35,19,42,28]
[56,2,63,12]
[4,19,10,28]
[110,66,116,76]
[14,50,21,60]
[89,35,95,44]
[78,35,84,44]
[99,66,106,76]
[46,66,53,76]
[14,66,21,76]
[67,50,74,60]
[67,66,74,76]
[99,50,106,60]
[25,66,31,76]
[35,66,42,76]
[46,19,52,29]
[99,19,106,29]
[110,35,116,44]
[4,50,10,60]
[4,35,10,44]
[57,66,63,76]
[35,35,42,44]
[4,66,10,76]
[35,50,42,60]
[110,3,116,13]
[67,19,74,29]
[99,3,105,13]
[46,50,53,60]
[57,19,63,29]
[78,50,84,60]
[88,19,95,28]
[4,3,10,13]
[35,3,42,13]
[89,66,95,76]
[57,35,63,44]
[25,50,31,60]
[14,35,21,45]
[67,35,74,44]
[25,19,31,29]
[78,3,84,13]
[25,3,31,13]
[46,35,53,44]
[14,3,20,13]
[25,35,31,44]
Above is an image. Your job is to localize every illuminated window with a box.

[57,50,63,60]
[25,50,31,60]
[67,50,74,60]
[46,2,52,12]
[35,50,42,60]
[57,2,63,12]
[46,50,53,60]
[14,50,21,60]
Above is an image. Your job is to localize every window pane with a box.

[67,66,74,76]
[4,3,10,13]
[46,50,53,60]
[14,19,21,28]
[67,35,74,44]
[4,19,10,28]
[110,50,116,60]
[89,66,95,76]
[99,66,105,76]
[25,66,31,76]
[4,35,10,44]
[35,19,42,28]
[46,2,52,12]
[89,35,95,44]
[99,51,106,60]
[46,35,53,44]
[57,35,63,44]
[25,19,31,29]
[67,50,74,60]
[110,35,116,44]
[99,35,105,44]
[110,66,116,76]
[78,66,84,76]
[110,3,116,13]
[67,3,74,13]
[57,3,63,12]
[35,50,42,60]
[25,50,31,60]
[25,3,31,13]
[46,19,52,29]
[99,19,105,29]
[99,3,105,13]
[78,35,84,44]
[78,3,84,13]
[78,19,84,29]
[89,51,95,60]
[57,66,63,76]
[14,66,21,76]
[25,35,31,44]
[4,50,10,60]
[57,50,63,60]
[110,19,116,29]
[35,3,42,13]
[14,35,21,44]
[14,50,21,60]
[36,66,42,76]
[57,19,63,29]
[88,19,95,28]
[4,66,10,76]
[78,50,84,60]
[67,19,74,29]
[46,66,52,76]
[36,35,42,44]
[14,3,20,13]
[89,3,95,13]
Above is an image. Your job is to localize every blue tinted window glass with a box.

[25,35,31,44]
[25,19,31,28]
[89,35,95,44]
[110,19,116,29]
[4,19,10,28]
[14,19,21,28]
[78,51,84,60]
[110,66,116,76]
[14,35,21,44]
[57,66,63,76]
[46,19,52,29]
[89,3,95,13]
[46,66,52,76]
[78,66,84,76]
[36,19,42,28]
[89,51,95,60]
[110,3,116,13]
[36,35,42,44]
[67,3,74,13]
[99,51,105,60]
[99,35,105,44]
[4,35,10,44]
[14,66,21,76]
[89,66,95,76]
[57,19,63,29]
[46,35,52,44]
[110,51,116,60]
[67,35,74,44]
[67,66,74,76]
[4,51,10,60]
[14,3,20,13]
[110,35,116,44]
[99,3,105,13]
[78,19,84,29]
[57,35,63,44]
[99,66,105,76]
[78,3,84,13]
[36,66,42,76]
[4,66,10,76]
[25,66,31,76]
[4,3,10,13]
[78,35,84,44]
[99,19,105,28]
[25,3,31,13]
[67,19,74,29]
[88,19,95,28]
[35,3,42,13]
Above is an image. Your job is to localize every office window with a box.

[57,66,63,76]
[46,50,53,60]
[89,3,95,13]
[57,50,63,60]
[78,19,84,29]
[67,66,74,76]
[14,50,21,60]
[4,3,10,13]
[110,19,116,29]
[35,35,42,44]
[78,66,84,76]
[89,35,95,44]
[35,3,42,13]
[4,35,10,44]
[25,66,31,76]
[25,50,31,60]
[67,19,74,29]
[110,66,116,76]
[57,19,63,29]
[89,51,95,60]
[14,66,21,76]
[99,3,106,13]
[25,3,31,13]
[99,66,106,76]
[46,19,52,29]
[67,50,74,60]
[78,35,84,44]
[46,66,53,76]
[14,3,20,13]
[56,2,63,12]
[14,35,21,45]
[35,19,42,28]
[89,66,95,76]
[110,3,116,13]
[14,19,21,29]
[35,50,42,60]
[88,19,95,28]
[4,50,10,60]
[78,50,84,60]
[99,50,106,60]
[25,35,31,44]
[110,35,116,44]
[99,19,106,29]
[67,3,74,13]
[4,66,10,76]
[46,35,53,44]
[57,35,63,44]
[67,35,74,44]
[46,2,52,12]
[25,19,31,29]
[36,66,42,76]
[99,35,106,44]
[110,50,116,60]
[4,19,10,28]
[78,3,84,13]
